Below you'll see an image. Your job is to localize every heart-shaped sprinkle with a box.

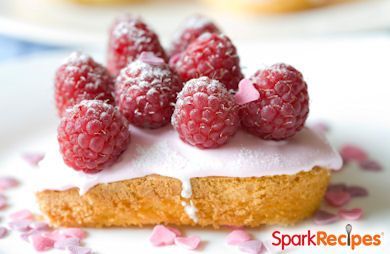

[167,226,181,237]
[54,237,81,250]
[174,236,201,250]
[67,245,92,254]
[42,229,67,241]
[0,177,19,190]
[138,52,165,66]
[0,226,8,239]
[30,234,54,251]
[234,79,260,105]
[22,153,45,167]
[0,194,7,210]
[238,240,264,254]
[339,208,363,220]
[314,210,339,225]
[346,185,368,197]
[60,228,86,240]
[9,209,34,221]
[226,229,251,245]
[8,220,32,232]
[325,190,351,207]
[149,225,176,246]
[359,159,383,172]
[340,144,368,163]
[327,183,347,193]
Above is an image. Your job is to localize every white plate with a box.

[0,38,390,253]
[1,0,390,47]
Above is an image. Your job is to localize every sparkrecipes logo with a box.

[272,224,383,250]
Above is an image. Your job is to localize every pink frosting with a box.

[37,126,342,195]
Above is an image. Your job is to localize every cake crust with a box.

[36,167,330,228]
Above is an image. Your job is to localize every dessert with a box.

[35,15,342,228]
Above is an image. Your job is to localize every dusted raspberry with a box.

[115,53,182,128]
[55,52,114,117]
[168,15,221,57]
[239,63,309,140]
[107,15,167,76]
[172,77,239,149]
[58,100,130,173]
[170,33,243,91]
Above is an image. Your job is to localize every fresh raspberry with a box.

[115,53,182,128]
[170,33,243,91]
[107,15,167,76]
[168,15,221,57]
[58,100,130,173]
[172,77,239,149]
[55,52,114,117]
[239,63,309,140]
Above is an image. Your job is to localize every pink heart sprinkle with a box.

[54,237,81,250]
[327,183,347,193]
[339,208,363,220]
[60,228,86,239]
[0,177,19,190]
[22,152,45,167]
[346,185,368,197]
[234,79,260,105]
[226,229,252,245]
[8,220,32,232]
[325,190,351,207]
[30,234,54,252]
[314,210,339,225]
[174,236,201,250]
[339,144,368,163]
[67,246,92,254]
[138,52,165,65]
[149,225,176,246]
[238,240,264,254]
[0,226,8,239]
[42,230,68,241]
[166,226,181,237]
[359,159,383,172]
[9,209,34,221]
[0,194,7,210]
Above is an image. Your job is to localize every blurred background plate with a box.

[1,0,390,47]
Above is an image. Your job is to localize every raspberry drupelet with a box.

[55,52,114,117]
[169,33,243,91]
[168,15,221,58]
[115,52,182,129]
[239,63,309,140]
[172,77,239,149]
[107,15,167,76]
[58,100,130,173]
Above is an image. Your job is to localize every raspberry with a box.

[115,53,182,128]
[170,33,243,91]
[58,100,130,173]
[168,15,221,57]
[107,15,167,76]
[239,63,309,140]
[172,77,239,149]
[55,52,114,117]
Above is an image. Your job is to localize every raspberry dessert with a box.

[107,15,167,76]
[35,14,342,229]
[58,100,130,173]
[115,52,182,128]
[239,63,309,140]
[169,33,243,90]
[55,52,114,116]
[172,77,239,149]
[168,15,221,57]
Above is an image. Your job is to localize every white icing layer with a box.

[37,126,342,195]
